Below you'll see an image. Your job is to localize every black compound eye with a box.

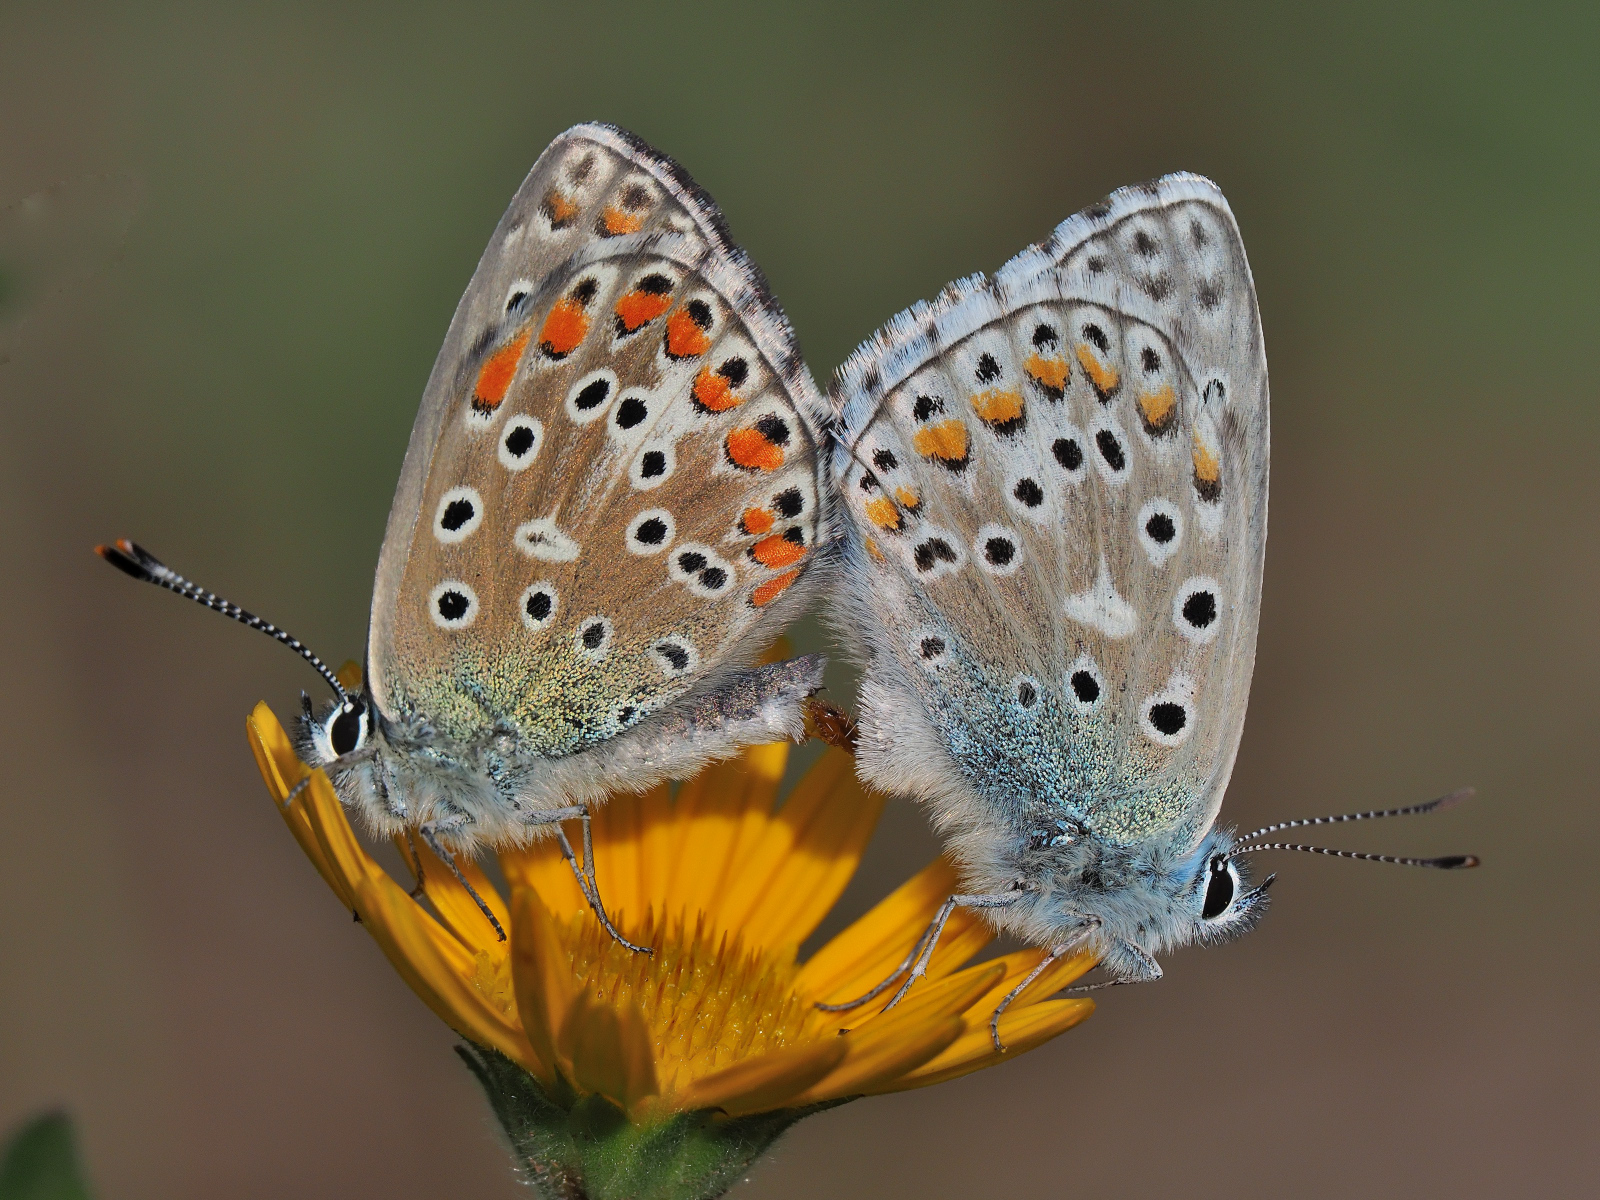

[1202,858,1235,920]
[329,700,366,756]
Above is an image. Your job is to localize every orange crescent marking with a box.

[601,205,644,236]
[865,496,902,531]
[865,538,886,563]
[751,568,801,608]
[1075,344,1120,395]
[666,308,711,358]
[740,507,775,535]
[1192,431,1221,483]
[726,428,785,471]
[972,388,1024,425]
[693,368,742,412]
[751,535,807,569]
[893,486,920,511]
[543,190,579,226]
[1024,353,1069,392]
[538,300,589,357]
[472,327,533,410]
[614,290,672,333]
[1138,385,1177,429]
[912,419,969,462]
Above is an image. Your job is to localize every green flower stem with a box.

[458,1047,839,1200]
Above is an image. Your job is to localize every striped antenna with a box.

[1233,788,1474,846]
[96,537,349,703]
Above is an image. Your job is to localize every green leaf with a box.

[457,1046,847,1200]
[0,1113,93,1200]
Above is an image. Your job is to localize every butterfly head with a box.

[1184,826,1274,943]
[302,689,374,762]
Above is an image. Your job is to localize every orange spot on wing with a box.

[665,308,711,359]
[893,486,920,511]
[1076,344,1120,396]
[1192,430,1221,482]
[865,538,885,562]
[740,506,775,535]
[614,290,672,333]
[601,205,644,236]
[1192,429,1222,501]
[912,419,969,463]
[865,496,902,531]
[971,388,1024,428]
[542,189,579,228]
[1024,353,1069,394]
[693,367,742,412]
[751,568,801,608]
[472,327,532,411]
[538,300,589,358]
[751,535,807,569]
[726,428,785,471]
[1138,385,1177,432]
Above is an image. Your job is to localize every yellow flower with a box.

[245,685,1093,1132]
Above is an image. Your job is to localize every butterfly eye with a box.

[1201,857,1236,920]
[326,699,368,757]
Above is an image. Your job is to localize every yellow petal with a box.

[875,998,1095,1093]
[718,749,885,950]
[403,836,511,956]
[705,745,789,926]
[591,787,644,929]
[790,1016,964,1106]
[794,964,1002,1104]
[352,873,543,1079]
[660,757,756,917]
[509,884,578,1090]
[334,659,363,691]
[247,705,353,909]
[669,1037,848,1119]
[797,857,989,1004]
[559,993,660,1114]
[633,782,676,920]
[297,767,383,901]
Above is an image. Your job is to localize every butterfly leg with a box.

[418,824,506,942]
[524,806,653,957]
[987,938,1085,1052]
[404,829,427,899]
[1063,939,1163,992]
[815,891,1018,1015]
[881,893,1018,1011]
[814,920,939,1014]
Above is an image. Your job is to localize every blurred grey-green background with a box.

[2,2,1594,1197]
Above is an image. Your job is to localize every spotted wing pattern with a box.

[833,175,1266,849]
[370,125,829,756]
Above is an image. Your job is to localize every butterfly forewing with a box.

[371,125,828,756]
[834,174,1266,851]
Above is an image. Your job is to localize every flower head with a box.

[247,675,1093,1192]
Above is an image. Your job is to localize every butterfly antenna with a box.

[1227,844,1479,869]
[1232,787,1474,845]
[96,538,349,702]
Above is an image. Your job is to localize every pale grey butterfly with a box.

[99,124,833,949]
[823,173,1476,1043]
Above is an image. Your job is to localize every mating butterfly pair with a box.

[101,124,1473,1030]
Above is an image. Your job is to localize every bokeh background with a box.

[2,3,1594,1197]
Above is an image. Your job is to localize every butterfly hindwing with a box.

[833,174,1266,852]
[370,125,829,759]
